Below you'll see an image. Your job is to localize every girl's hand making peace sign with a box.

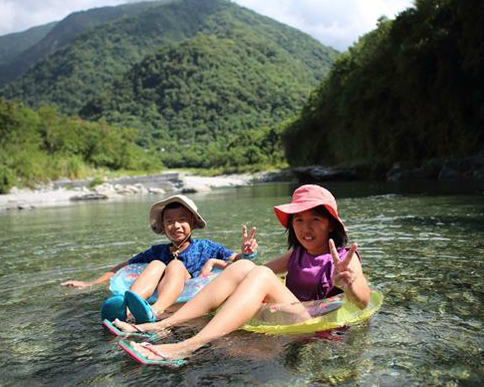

[330,239,358,290]
[330,239,371,308]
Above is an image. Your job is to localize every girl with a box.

[114,185,370,361]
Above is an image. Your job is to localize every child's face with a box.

[162,206,193,244]
[292,209,332,255]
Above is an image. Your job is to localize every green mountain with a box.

[283,0,484,171]
[79,27,331,147]
[0,1,168,86]
[0,22,57,68]
[1,0,336,117]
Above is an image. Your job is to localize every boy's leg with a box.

[130,260,166,298]
[150,259,190,316]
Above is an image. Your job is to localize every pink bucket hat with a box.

[273,184,346,231]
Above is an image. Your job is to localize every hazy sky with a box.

[0,0,414,50]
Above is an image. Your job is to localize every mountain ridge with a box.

[0,1,172,86]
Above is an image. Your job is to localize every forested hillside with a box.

[0,22,57,68]
[0,1,165,86]
[79,30,322,167]
[283,0,484,172]
[0,98,160,193]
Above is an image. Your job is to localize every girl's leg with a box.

[130,266,300,359]
[114,259,256,332]
[150,259,190,316]
[129,260,166,299]
[187,266,299,342]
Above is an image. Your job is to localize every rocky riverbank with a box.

[291,155,484,183]
[0,172,260,211]
[5,155,482,211]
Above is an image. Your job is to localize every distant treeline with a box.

[283,0,484,171]
[0,99,160,193]
[0,98,286,193]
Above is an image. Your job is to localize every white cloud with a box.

[232,0,414,50]
[0,0,127,35]
[0,0,414,49]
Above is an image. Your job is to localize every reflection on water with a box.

[0,181,483,386]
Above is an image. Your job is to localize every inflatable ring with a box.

[241,290,383,335]
[109,263,221,304]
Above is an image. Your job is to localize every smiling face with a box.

[162,205,194,244]
[291,208,333,255]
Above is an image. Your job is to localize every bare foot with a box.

[113,319,142,333]
[130,341,201,360]
[113,319,171,338]
[150,306,165,320]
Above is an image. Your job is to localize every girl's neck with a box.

[304,246,330,255]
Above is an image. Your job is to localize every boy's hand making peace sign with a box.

[241,225,258,256]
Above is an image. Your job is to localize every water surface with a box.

[0,181,483,386]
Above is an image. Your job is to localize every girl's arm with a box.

[61,261,129,289]
[264,250,293,274]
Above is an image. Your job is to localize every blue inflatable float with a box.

[109,263,221,304]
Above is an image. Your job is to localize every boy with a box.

[62,195,257,323]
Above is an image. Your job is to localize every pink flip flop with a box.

[118,340,186,366]
[102,319,155,338]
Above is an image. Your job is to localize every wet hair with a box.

[286,205,348,250]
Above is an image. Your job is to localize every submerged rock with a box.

[292,166,357,183]
[70,193,109,201]
[386,163,439,181]
[387,155,484,181]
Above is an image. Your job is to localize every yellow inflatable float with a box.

[242,290,383,335]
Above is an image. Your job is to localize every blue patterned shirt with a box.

[128,238,234,277]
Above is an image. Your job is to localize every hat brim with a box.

[149,196,206,234]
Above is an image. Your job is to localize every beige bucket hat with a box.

[149,194,206,234]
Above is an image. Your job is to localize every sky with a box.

[0,0,415,50]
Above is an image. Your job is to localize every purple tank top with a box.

[285,246,357,301]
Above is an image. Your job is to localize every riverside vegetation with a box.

[283,0,484,173]
[1,0,483,194]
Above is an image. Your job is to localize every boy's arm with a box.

[199,258,230,276]
[61,261,129,289]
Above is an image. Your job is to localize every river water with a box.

[0,181,483,386]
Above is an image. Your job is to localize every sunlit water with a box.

[1,181,483,386]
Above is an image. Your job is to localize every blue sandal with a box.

[125,290,157,323]
[100,295,127,321]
